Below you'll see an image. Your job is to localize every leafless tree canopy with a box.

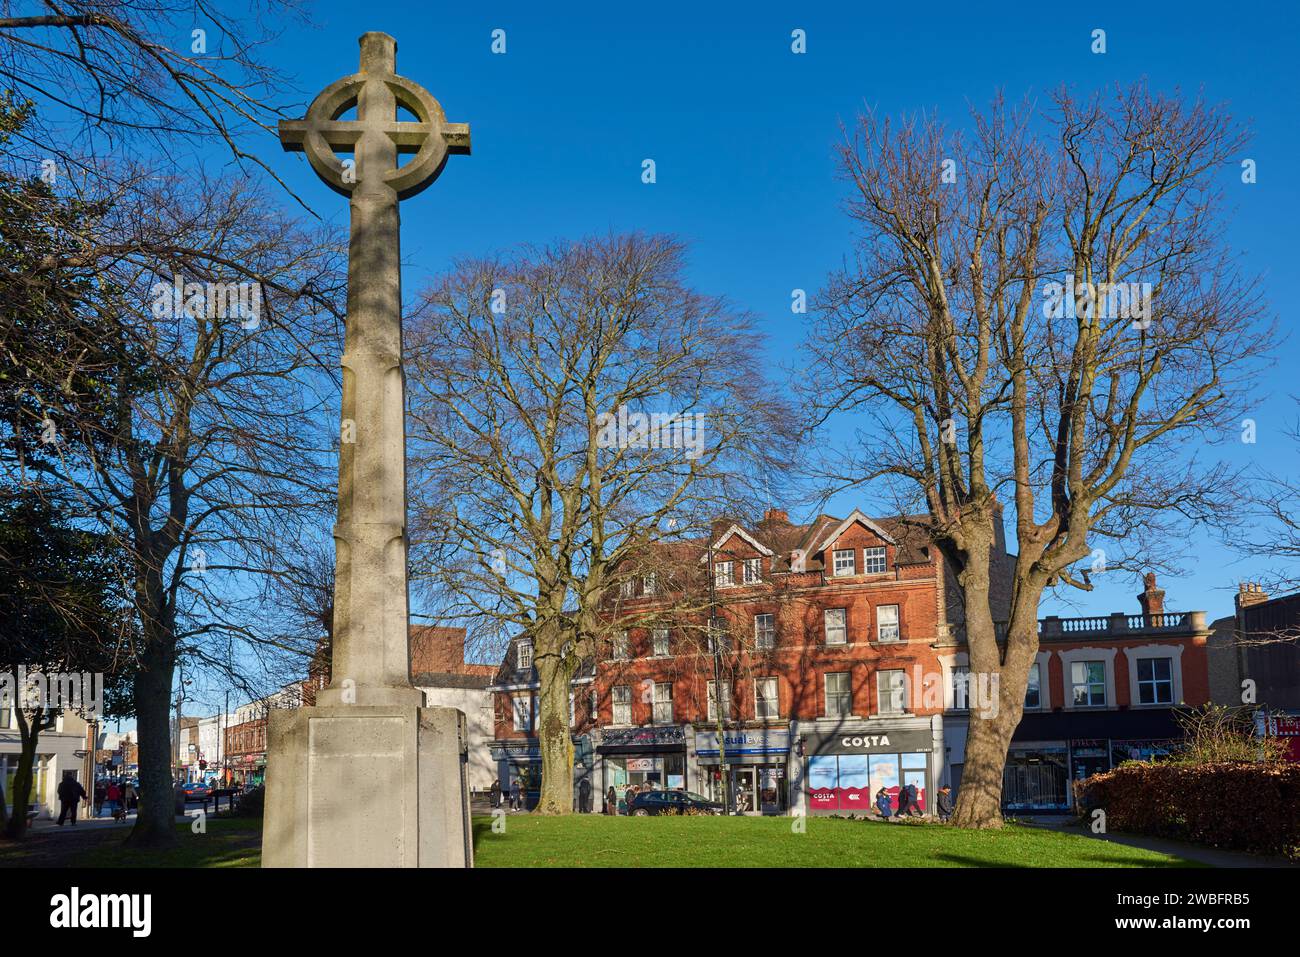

[804,84,1273,826]
[405,233,797,812]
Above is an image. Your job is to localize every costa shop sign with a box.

[805,728,934,755]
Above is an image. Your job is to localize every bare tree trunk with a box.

[534,631,574,815]
[125,640,177,848]
[2,707,42,840]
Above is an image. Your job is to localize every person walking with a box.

[875,787,892,820]
[489,778,502,809]
[578,777,592,814]
[905,782,922,817]
[105,780,121,819]
[936,784,954,822]
[93,780,106,817]
[509,777,522,811]
[605,785,617,815]
[121,780,136,819]
[56,773,88,826]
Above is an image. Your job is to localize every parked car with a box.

[626,789,723,816]
[180,780,212,800]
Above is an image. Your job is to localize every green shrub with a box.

[1075,761,1300,859]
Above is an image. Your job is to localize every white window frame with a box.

[754,613,775,650]
[951,664,971,711]
[742,557,762,584]
[832,548,856,577]
[620,578,636,598]
[824,607,847,645]
[651,628,671,658]
[612,685,632,725]
[707,680,732,722]
[877,670,907,715]
[517,640,533,671]
[755,677,779,720]
[824,672,852,717]
[876,604,900,642]
[1126,644,1184,708]
[512,695,533,731]
[612,631,629,660]
[714,560,735,588]
[707,618,730,653]
[863,546,887,574]
[1058,647,1117,712]
[1070,660,1108,708]
[1024,661,1042,710]
[652,681,674,725]
[642,573,657,596]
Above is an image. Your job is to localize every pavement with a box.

[1018,814,1298,868]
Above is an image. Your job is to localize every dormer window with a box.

[864,546,887,574]
[517,640,533,671]
[714,560,735,588]
[832,549,856,577]
[742,558,762,584]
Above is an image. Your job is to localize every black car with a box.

[626,789,723,816]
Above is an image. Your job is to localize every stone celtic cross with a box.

[279,32,469,707]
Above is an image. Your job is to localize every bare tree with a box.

[0,0,311,191]
[2,168,345,845]
[804,85,1272,827]
[406,234,796,814]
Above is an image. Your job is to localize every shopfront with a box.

[694,727,789,814]
[597,726,687,810]
[802,726,936,816]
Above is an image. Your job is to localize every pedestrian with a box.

[624,784,637,815]
[605,785,616,815]
[936,784,954,822]
[490,778,501,809]
[105,780,121,819]
[578,777,592,814]
[56,772,88,826]
[122,780,136,818]
[509,777,522,811]
[93,780,106,817]
[905,782,922,817]
[875,787,892,820]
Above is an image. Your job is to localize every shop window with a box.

[516,640,533,672]
[652,682,674,725]
[707,680,732,722]
[715,560,735,588]
[512,695,533,732]
[742,558,762,584]
[951,664,971,710]
[652,628,671,657]
[754,613,775,650]
[612,685,632,725]
[824,607,847,645]
[864,546,887,574]
[612,631,629,660]
[755,677,779,719]
[1070,661,1107,707]
[825,672,852,717]
[877,604,900,642]
[1025,662,1042,709]
[878,670,907,715]
[1136,657,1173,705]
[832,548,856,576]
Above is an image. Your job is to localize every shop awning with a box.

[1012,708,1183,741]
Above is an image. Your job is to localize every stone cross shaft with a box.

[279,32,469,707]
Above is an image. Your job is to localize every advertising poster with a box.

[807,754,838,810]
[869,754,900,811]
[837,754,870,811]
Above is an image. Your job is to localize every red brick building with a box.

[489,511,1211,815]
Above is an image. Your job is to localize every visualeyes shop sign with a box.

[805,729,934,754]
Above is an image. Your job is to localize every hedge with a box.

[1074,761,1300,859]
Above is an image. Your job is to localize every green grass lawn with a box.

[471,814,1192,868]
[0,814,1194,868]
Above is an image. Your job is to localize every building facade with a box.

[410,625,497,794]
[0,706,92,819]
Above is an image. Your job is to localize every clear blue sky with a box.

[249,1,1298,627]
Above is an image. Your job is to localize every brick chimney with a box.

[763,508,790,525]
[1236,582,1269,612]
[1137,572,1165,619]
